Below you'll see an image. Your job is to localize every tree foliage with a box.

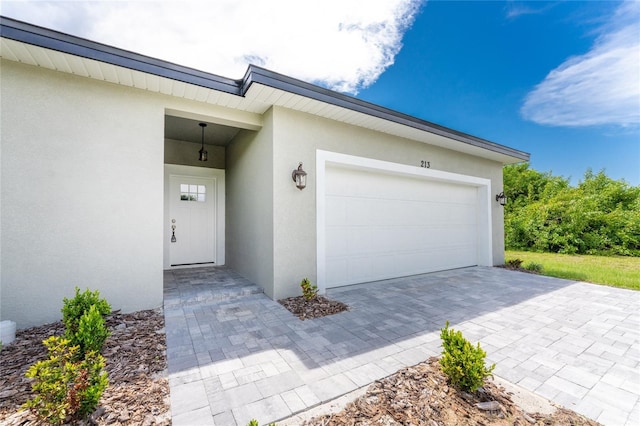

[503,164,640,256]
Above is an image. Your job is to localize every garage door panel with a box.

[326,197,347,226]
[326,257,348,286]
[326,228,348,256]
[325,165,481,288]
[348,256,375,283]
[341,198,473,228]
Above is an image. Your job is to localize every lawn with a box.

[505,251,640,291]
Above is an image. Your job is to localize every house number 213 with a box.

[420,160,431,168]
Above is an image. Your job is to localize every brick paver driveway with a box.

[164,266,639,426]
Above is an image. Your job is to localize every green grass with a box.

[505,251,640,291]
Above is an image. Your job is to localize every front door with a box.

[169,175,216,266]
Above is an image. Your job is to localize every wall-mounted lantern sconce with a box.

[496,192,507,206]
[198,122,208,162]
[292,162,307,190]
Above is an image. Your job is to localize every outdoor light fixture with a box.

[292,162,307,190]
[198,122,208,162]
[496,192,507,206]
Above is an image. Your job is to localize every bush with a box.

[439,321,495,392]
[62,287,111,357]
[524,262,543,273]
[300,278,318,301]
[504,165,640,256]
[23,336,108,425]
[247,420,275,426]
[76,304,110,356]
[506,258,523,268]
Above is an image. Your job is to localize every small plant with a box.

[23,336,108,425]
[506,258,523,268]
[524,262,543,273]
[439,321,495,392]
[246,420,275,426]
[75,304,110,356]
[300,278,318,301]
[62,287,111,356]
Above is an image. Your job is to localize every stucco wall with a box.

[1,56,508,323]
[270,106,505,299]
[225,112,275,297]
[0,60,165,328]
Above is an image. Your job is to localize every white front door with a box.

[169,175,216,266]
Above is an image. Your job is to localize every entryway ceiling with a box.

[165,115,240,146]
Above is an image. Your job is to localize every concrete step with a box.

[163,267,264,307]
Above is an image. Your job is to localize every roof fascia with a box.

[0,16,241,95]
[243,66,530,161]
[1,16,530,163]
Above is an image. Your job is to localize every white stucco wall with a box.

[0,60,165,328]
[270,106,505,299]
[225,112,276,297]
[1,55,509,322]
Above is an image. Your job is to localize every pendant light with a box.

[198,122,208,161]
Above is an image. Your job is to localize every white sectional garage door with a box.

[325,164,480,288]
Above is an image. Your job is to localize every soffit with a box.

[1,35,527,164]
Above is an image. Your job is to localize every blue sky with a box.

[3,0,638,185]
[358,1,640,185]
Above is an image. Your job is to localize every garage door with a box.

[325,164,480,288]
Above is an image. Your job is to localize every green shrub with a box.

[300,278,318,301]
[246,420,275,426]
[524,262,543,273]
[439,321,495,392]
[23,336,108,424]
[62,287,111,356]
[506,258,523,268]
[76,304,110,356]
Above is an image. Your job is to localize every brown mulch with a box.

[279,295,349,320]
[303,357,601,426]
[0,309,170,425]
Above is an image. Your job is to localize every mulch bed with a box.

[278,295,349,320]
[303,357,601,426]
[0,309,170,425]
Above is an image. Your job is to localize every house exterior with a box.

[0,17,529,329]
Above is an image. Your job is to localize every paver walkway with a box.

[164,266,640,426]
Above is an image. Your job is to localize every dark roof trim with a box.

[0,16,241,95]
[244,66,530,160]
[1,16,529,162]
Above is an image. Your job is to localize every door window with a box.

[180,184,206,202]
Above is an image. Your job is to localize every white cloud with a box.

[1,0,423,93]
[504,1,554,20]
[521,0,640,127]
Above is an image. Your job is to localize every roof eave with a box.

[1,15,530,163]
